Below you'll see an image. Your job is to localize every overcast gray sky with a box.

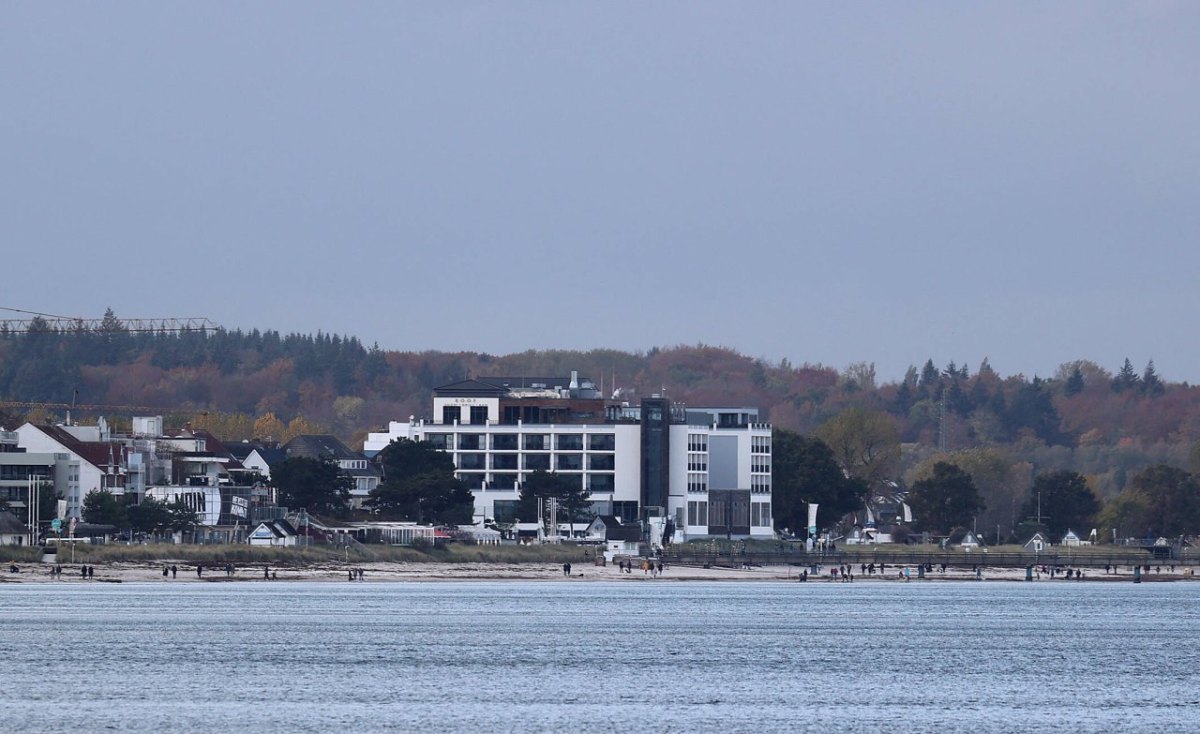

[3,3,1197,383]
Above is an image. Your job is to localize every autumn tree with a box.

[253,412,286,443]
[907,448,1030,542]
[817,407,900,487]
[1098,465,1200,539]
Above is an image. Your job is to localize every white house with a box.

[15,423,126,519]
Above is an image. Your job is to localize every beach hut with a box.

[1060,529,1083,547]
[587,516,642,560]
[248,519,298,547]
[1022,532,1048,552]
[0,511,27,546]
[958,530,983,549]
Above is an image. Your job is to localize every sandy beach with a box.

[4,560,1193,584]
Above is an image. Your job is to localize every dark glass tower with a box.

[640,397,670,517]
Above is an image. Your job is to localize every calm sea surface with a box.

[2,580,1197,733]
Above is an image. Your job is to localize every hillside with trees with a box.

[4,311,1200,540]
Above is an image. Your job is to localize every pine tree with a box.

[1112,358,1140,393]
[1064,366,1085,396]
[1141,360,1165,397]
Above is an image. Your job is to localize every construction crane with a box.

[0,307,220,334]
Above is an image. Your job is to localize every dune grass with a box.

[38,542,589,566]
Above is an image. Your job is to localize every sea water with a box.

[2,581,1196,733]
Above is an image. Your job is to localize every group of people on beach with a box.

[611,558,664,577]
[347,568,365,581]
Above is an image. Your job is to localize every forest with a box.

[3,312,1200,540]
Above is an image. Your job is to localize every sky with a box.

[3,3,1198,384]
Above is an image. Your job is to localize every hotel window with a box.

[751,475,771,493]
[751,455,771,474]
[458,434,484,451]
[442,406,461,425]
[687,453,708,472]
[556,434,583,451]
[687,473,707,493]
[687,434,708,452]
[687,500,709,526]
[587,434,616,451]
[492,434,519,451]
[460,473,485,489]
[492,500,518,523]
[492,454,518,471]
[752,435,771,454]
[491,473,518,490]
[469,406,489,425]
[751,502,772,527]
[588,455,615,471]
[523,434,548,451]
[524,454,550,471]
[458,454,486,470]
[556,454,583,471]
[588,473,614,493]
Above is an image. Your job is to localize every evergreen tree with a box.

[1112,358,1140,393]
[1141,360,1165,397]
[272,456,353,517]
[770,429,869,535]
[82,489,129,529]
[1064,366,1085,396]
[907,462,985,535]
[1020,471,1099,539]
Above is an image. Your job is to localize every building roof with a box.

[283,435,361,461]
[434,376,596,398]
[591,515,641,542]
[254,519,297,537]
[23,424,126,472]
[249,447,288,467]
[0,511,26,535]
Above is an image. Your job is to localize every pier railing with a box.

[661,549,1188,570]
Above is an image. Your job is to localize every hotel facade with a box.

[364,373,774,540]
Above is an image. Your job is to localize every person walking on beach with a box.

[163,566,169,579]
[563,562,572,577]
[171,565,177,579]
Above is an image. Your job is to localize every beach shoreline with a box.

[3,560,1193,584]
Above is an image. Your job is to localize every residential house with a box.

[283,434,380,508]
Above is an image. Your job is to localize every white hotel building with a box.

[363,373,774,540]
